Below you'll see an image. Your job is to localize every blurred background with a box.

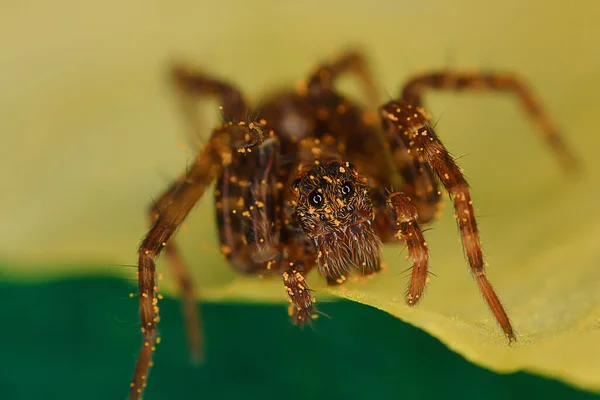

[1,1,600,399]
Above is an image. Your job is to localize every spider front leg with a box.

[282,260,315,325]
[383,192,430,305]
[130,124,251,400]
[215,122,283,274]
[380,102,515,341]
[401,71,578,171]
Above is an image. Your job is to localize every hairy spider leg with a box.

[306,50,442,223]
[381,191,430,305]
[146,207,203,364]
[303,51,395,185]
[401,71,578,171]
[171,64,249,145]
[378,123,442,224]
[373,70,582,223]
[215,126,319,326]
[147,67,252,363]
[307,49,380,109]
[303,52,435,302]
[132,123,259,400]
[282,259,315,325]
[380,101,515,341]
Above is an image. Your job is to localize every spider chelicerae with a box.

[129,50,576,399]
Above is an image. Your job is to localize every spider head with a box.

[292,161,372,232]
[292,160,381,278]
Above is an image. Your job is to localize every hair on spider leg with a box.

[452,153,472,163]
[215,104,236,125]
[289,309,318,331]
[151,140,197,185]
[397,264,413,279]
[153,167,178,188]
[146,195,165,225]
[312,308,332,321]
[427,270,438,279]
[246,98,265,123]
[400,268,438,303]
[430,108,448,131]
[395,228,436,256]
[472,213,498,220]
[383,186,400,197]
[113,263,139,269]
[292,309,331,332]
[397,264,438,281]
[216,101,259,126]
[215,103,227,123]
[397,241,409,258]
[383,87,394,103]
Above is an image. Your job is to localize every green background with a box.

[0,274,597,400]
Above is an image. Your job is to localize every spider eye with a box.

[291,178,302,191]
[341,182,354,196]
[309,190,324,207]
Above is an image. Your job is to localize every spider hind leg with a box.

[401,71,578,171]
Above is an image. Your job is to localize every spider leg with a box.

[148,205,203,364]
[382,191,430,305]
[307,49,379,108]
[171,64,249,145]
[380,101,515,341]
[382,138,441,223]
[147,68,251,363]
[400,71,578,171]
[305,51,404,192]
[282,260,315,326]
[215,129,315,324]
[130,124,251,400]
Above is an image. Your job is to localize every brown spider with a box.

[129,50,576,399]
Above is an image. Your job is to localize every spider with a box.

[129,50,576,399]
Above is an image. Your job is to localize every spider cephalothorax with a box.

[291,160,381,284]
[128,50,577,399]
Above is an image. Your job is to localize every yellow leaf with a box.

[1,0,599,393]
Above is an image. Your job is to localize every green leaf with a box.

[1,0,599,394]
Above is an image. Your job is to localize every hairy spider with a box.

[129,50,576,399]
